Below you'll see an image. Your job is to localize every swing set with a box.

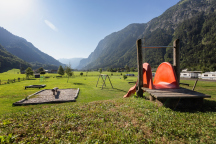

[96,74,113,89]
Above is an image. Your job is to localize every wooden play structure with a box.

[96,74,113,89]
[124,39,211,108]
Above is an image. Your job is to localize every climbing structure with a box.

[124,39,211,109]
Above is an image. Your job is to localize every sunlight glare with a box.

[0,0,33,17]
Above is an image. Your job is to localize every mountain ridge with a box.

[0,27,63,67]
[77,0,216,72]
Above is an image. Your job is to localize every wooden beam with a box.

[173,39,180,85]
[136,39,143,97]
[192,79,198,91]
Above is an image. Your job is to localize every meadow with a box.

[0,69,216,143]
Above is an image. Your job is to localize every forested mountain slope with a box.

[0,27,62,67]
[0,45,30,72]
[78,0,216,72]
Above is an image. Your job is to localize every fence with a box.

[0,77,27,85]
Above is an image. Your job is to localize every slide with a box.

[124,62,179,98]
[153,62,179,89]
[124,63,153,98]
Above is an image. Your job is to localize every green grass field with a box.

[0,69,216,143]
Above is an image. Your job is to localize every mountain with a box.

[0,44,31,72]
[77,23,147,70]
[0,27,63,67]
[77,0,216,72]
[58,58,83,69]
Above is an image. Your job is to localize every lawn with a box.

[0,69,216,143]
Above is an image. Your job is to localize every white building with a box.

[180,71,202,78]
[201,72,216,80]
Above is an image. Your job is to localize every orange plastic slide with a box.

[123,62,179,98]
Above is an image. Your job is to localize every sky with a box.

[0,0,180,60]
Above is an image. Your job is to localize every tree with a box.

[58,65,65,76]
[38,67,44,73]
[123,75,127,80]
[80,72,83,76]
[125,65,130,73]
[130,67,135,72]
[86,70,88,76]
[99,68,102,74]
[65,64,73,83]
[25,67,33,79]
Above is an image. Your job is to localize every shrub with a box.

[123,75,127,80]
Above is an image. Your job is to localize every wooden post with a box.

[173,39,180,85]
[192,79,198,91]
[136,39,143,97]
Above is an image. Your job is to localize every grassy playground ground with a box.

[0,69,216,143]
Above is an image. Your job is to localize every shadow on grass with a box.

[97,87,128,93]
[166,99,216,113]
[74,83,85,85]
[113,88,127,93]
[128,81,136,85]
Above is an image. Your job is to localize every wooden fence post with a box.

[136,39,143,97]
[173,39,180,85]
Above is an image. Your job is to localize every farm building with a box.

[201,72,216,80]
[180,71,202,78]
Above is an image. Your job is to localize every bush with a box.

[80,72,83,76]
[123,75,127,80]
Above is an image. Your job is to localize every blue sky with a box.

[0,0,180,59]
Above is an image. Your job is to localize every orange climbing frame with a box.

[124,62,179,98]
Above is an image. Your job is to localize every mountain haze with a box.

[58,58,83,68]
[77,0,216,72]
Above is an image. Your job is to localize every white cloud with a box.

[44,20,58,31]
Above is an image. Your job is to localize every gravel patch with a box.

[13,88,79,106]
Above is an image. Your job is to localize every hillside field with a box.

[0,69,216,143]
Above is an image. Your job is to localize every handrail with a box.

[142,46,173,48]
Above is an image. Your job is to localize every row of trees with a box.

[103,65,137,73]
[57,65,73,83]
[25,67,46,79]
[25,65,73,83]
